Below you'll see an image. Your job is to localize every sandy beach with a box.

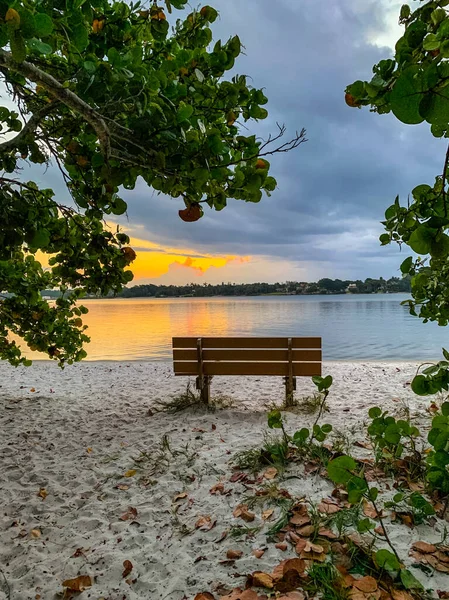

[1,360,446,600]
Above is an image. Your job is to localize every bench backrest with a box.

[172,337,322,377]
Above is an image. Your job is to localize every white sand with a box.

[0,361,446,599]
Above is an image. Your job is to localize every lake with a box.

[35,294,448,362]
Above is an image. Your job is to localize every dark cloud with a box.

[13,0,443,281]
[114,0,442,279]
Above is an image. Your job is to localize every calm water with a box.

[31,294,449,361]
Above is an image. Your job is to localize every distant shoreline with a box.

[76,291,411,300]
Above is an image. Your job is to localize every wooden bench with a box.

[172,337,322,407]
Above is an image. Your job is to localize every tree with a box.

[345,0,449,394]
[345,0,449,326]
[0,0,306,366]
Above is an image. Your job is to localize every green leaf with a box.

[423,33,440,51]
[400,569,423,590]
[28,38,52,55]
[357,518,374,533]
[442,402,449,416]
[379,233,390,245]
[321,424,332,434]
[390,67,425,125]
[177,103,194,123]
[408,226,436,254]
[34,13,53,37]
[368,406,382,419]
[411,375,429,396]
[10,31,26,63]
[30,229,50,248]
[327,455,357,484]
[400,256,413,274]
[267,410,283,429]
[368,486,379,501]
[71,24,89,51]
[375,549,401,572]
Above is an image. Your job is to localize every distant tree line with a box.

[118,276,411,298]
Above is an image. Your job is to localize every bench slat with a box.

[173,361,322,377]
[172,337,321,349]
[173,349,322,362]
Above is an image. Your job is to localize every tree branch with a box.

[442,142,449,218]
[0,103,57,151]
[0,50,111,160]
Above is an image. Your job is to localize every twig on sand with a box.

[0,567,11,600]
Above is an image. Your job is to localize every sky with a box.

[19,0,447,285]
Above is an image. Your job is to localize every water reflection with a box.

[23,294,449,361]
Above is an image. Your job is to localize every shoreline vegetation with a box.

[40,276,411,300]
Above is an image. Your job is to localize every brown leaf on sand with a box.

[31,529,41,538]
[317,502,340,515]
[363,501,379,519]
[122,560,133,578]
[124,469,137,478]
[221,590,259,600]
[226,549,243,560]
[173,492,188,502]
[116,484,130,491]
[194,594,216,600]
[299,541,327,563]
[233,504,255,523]
[374,526,385,537]
[120,506,138,521]
[37,488,48,500]
[289,504,311,526]
[276,542,288,551]
[412,541,436,554]
[263,467,278,480]
[62,575,92,592]
[251,571,274,588]
[318,528,337,539]
[391,591,415,600]
[295,539,307,555]
[353,576,378,593]
[195,515,216,531]
[262,509,274,521]
[210,483,225,495]
[297,524,315,537]
[253,549,265,558]
[272,558,305,583]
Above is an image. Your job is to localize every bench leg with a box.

[197,375,212,404]
[284,376,296,408]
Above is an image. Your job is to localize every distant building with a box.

[346,283,358,293]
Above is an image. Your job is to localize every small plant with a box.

[384,491,435,525]
[367,407,423,479]
[306,563,348,600]
[426,401,449,515]
[229,524,262,539]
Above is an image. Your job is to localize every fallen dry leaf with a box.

[30,388,35,392]
[363,501,379,519]
[374,526,385,537]
[116,484,130,491]
[391,591,415,600]
[318,528,337,539]
[304,541,324,554]
[195,515,216,531]
[353,576,378,593]
[297,524,314,537]
[233,504,255,522]
[272,558,306,583]
[221,590,259,600]
[210,483,225,495]
[251,571,274,588]
[86,447,93,453]
[276,542,288,551]
[119,506,138,522]
[278,593,305,600]
[226,549,243,560]
[412,541,437,554]
[263,467,278,480]
[62,575,92,592]
[31,529,41,538]
[317,502,340,515]
[37,488,48,500]
[253,549,265,558]
[124,469,137,478]
[173,492,188,502]
[262,509,274,521]
[194,594,216,600]
[122,560,133,578]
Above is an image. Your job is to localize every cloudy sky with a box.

[28,1,447,284]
